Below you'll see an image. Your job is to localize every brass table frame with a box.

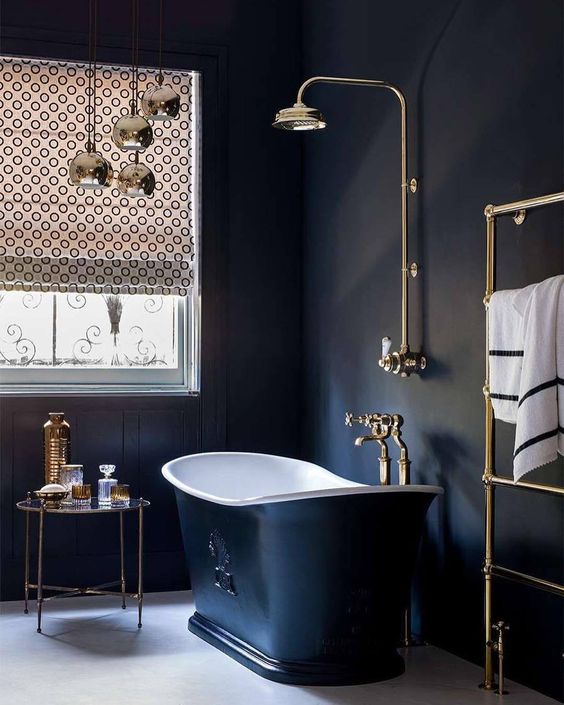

[481,189,564,693]
[16,496,150,633]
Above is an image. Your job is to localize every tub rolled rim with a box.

[161,451,444,507]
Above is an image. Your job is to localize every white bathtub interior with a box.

[162,452,443,506]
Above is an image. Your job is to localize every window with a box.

[0,290,198,394]
[0,56,200,395]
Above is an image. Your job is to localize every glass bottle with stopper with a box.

[98,464,117,506]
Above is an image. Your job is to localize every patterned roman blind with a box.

[0,55,198,296]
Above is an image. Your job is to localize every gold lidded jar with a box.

[43,412,71,485]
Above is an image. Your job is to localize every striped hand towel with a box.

[488,288,529,423]
[513,275,564,480]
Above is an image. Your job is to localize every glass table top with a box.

[16,498,150,514]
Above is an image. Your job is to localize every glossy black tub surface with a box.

[163,452,441,685]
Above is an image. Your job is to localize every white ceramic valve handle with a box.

[381,337,392,357]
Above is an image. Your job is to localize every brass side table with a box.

[16,496,150,633]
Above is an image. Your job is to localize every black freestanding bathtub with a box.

[162,452,441,685]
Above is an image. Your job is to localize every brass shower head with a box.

[272,103,326,131]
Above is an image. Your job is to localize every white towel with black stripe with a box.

[488,288,529,423]
[513,274,564,480]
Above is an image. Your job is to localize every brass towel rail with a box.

[481,188,564,692]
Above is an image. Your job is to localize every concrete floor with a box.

[0,590,558,705]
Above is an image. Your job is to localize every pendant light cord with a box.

[130,0,141,113]
[86,0,94,152]
[135,0,140,106]
[130,0,136,112]
[92,0,98,153]
[157,0,164,86]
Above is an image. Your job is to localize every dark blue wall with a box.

[299,0,563,699]
[0,0,303,596]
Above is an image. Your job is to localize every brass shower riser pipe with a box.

[487,474,564,497]
[296,76,412,354]
[489,565,564,598]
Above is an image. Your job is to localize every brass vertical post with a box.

[137,498,144,628]
[493,621,509,695]
[120,510,126,609]
[402,606,413,647]
[37,500,45,633]
[482,209,496,689]
[376,439,391,485]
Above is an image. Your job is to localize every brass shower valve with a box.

[378,337,426,377]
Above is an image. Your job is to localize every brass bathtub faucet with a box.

[345,412,411,485]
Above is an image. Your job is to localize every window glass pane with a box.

[0,292,178,370]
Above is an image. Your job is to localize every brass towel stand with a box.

[481,189,564,695]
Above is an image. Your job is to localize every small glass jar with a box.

[98,464,117,506]
[59,464,84,505]
[111,483,130,507]
[72,484,91,508]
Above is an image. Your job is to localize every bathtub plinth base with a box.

[189,612,405,686]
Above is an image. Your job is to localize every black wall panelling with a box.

[300,0,563,700]
[1,396,199,598]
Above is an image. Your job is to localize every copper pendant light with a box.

[117,153,156,198]
[116,0,156,197]
[141,0,180,121]
[113,0,154,152]
[69,0,113,189]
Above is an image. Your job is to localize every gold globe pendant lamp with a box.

[112,0,154,153]
[141,0,180,121]
[69,0,113,189]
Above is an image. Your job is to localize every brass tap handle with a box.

[345,411,392,431]
[492,621,509,638]
[379,336,426,377]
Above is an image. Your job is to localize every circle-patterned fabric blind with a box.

[0,55,198,296]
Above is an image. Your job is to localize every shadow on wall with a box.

[415,431,484,658]
[413,0,465,356]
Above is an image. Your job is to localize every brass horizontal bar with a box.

[490,564,564,598]
[28,581,121,592]
[39,589,139,602]
[489,474,564,497]
[488,190,564,217]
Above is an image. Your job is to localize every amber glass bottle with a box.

[43,412,71,485]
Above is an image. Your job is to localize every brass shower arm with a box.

[296,76,406,116]
[292,76,424,376]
